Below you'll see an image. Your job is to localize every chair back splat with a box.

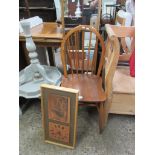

[61,25,106,78]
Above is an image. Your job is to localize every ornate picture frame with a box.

[41,84,79,149]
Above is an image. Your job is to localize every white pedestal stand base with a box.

[19,21,62,115]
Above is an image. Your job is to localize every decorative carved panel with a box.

[41,84,79,149]
[48,94,70,123]
[49,122,70,143]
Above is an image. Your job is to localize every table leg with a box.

[44,47,50,66]
[21,42,30,65]
[52,47,56,66]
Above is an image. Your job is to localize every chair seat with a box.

[61,74,106,102]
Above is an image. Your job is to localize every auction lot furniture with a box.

[19,21,62,97]
[110,66,135,115]
[106,24,135,115]
[60,25,120,133]
[19,21,62,115]
[19,22,64,46]
[19,22,64,65]
[115,11,133,63]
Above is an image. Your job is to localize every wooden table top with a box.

[19,22,64,42]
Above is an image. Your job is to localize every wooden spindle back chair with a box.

[61,25,105,78]
[61,25,120,133]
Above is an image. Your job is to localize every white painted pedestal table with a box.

[19,21,62,114]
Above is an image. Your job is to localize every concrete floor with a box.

[19,100,135,155]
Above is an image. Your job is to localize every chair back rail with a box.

[61,25,106,78]
[115,14,134,55]
[104,24,120,97]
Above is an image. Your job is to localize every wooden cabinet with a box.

[19,0,56,22]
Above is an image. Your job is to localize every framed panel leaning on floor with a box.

[41,84,79,149]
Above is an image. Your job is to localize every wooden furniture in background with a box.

[110,66,135,115]
[19,22,63,45]
[115,13,134,63]
[61,0,102,31]
[115,13,129,62]
[105,24,135,115]
[19,22,64,64]
[60,25,120,133]
[41,84,79,149]
[19,0,58,69]
[19,0,56,21]
[101,4,117,25]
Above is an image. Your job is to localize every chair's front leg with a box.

[103,100,109,127]
[97,102,105,134]
[97,100,110,134]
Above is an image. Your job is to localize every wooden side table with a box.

[19,22,64,66]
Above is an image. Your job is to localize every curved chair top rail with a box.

[61,25,107,78]
[61,25,105,48]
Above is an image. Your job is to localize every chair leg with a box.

[103,101,109,127]
[97,101,109,134]
[98,102,104,134]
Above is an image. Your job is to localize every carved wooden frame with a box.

[41,84,79,149]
